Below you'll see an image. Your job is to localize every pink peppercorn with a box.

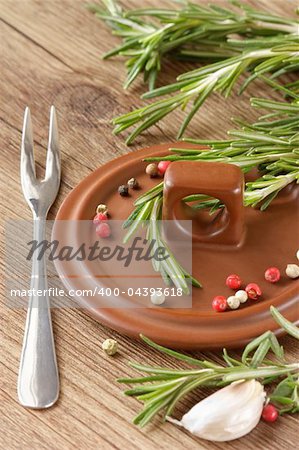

[96,222,111,238]
[265,267,280,283]
[158,160,171,176]
[245,283,262,300]
[226,274,242,290]
[93,213,108,225]
[262,404,278,422]
[212,296,227,312]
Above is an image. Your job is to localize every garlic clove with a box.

[167,380,265,442]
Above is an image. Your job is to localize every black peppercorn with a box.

[118,185,129,197]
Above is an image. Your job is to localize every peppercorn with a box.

[212,296,227,312]
[150,290,166,306]
[226,274,242,290]
[127,177,139,189]
[118,184,129,197]
[96,203,108,215]
[262,404,278,422]
[235,290,248,303]
[286,264,299,279]
[145,163,158,178]
[158,160,171,176]
[265,267,280,283]
[102,338,118,356]
[245,283,262,300]
[96,222,111,238]
[227,295,240,310]
[93,212,108,225]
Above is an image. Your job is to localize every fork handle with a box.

[18,217,59,408]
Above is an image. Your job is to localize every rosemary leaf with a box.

[270,306,299,339]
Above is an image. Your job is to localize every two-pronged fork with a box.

[18,106,60,408]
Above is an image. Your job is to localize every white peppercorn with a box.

[286,264,299,279]
[150,290,166,306]
[146,163,158,178]
[227,295,240,310]
[235,290,248,303]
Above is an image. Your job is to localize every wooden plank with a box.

[0,1,298,449]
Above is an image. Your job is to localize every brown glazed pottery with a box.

[54,143,299,349]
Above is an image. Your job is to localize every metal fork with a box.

[18,106,60,408]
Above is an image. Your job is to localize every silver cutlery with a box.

[18,106,60,408]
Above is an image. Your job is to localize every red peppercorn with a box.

[225,274,242,290]
[212,296,227,312]
[245,282,262,300]
[96,222,111,238]
[262,404,278,422]
[158,160,171,175]
[93,213,108,225]
[265,267,280,283]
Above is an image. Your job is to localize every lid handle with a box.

[162,161,245,246]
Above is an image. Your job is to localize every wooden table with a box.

[1,1,298,449]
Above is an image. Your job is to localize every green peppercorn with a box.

[145,163,158,178]
[127,177,139,189]
[118,184,129,197]
[102,338,118,356]
[96,204,108,214]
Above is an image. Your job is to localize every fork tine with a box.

[45,105,61,182]
[21,107,36,187]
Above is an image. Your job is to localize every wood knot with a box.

[55,84,118,128]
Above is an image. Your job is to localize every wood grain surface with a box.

[0,1,298,449]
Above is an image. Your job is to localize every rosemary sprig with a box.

[90,0,298,90]
[123,194,201,294]
[90,0,299,143]
[137,93,299,212]
[115,39,299,144]
[118,307,299,426]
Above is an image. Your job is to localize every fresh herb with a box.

[132,89,299,212]
[89,0,299,143]
[89,0,298,90]
[118,307,299,427]
[270,375,299,415]
[124,196,201,294]
[270,305,299,340]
